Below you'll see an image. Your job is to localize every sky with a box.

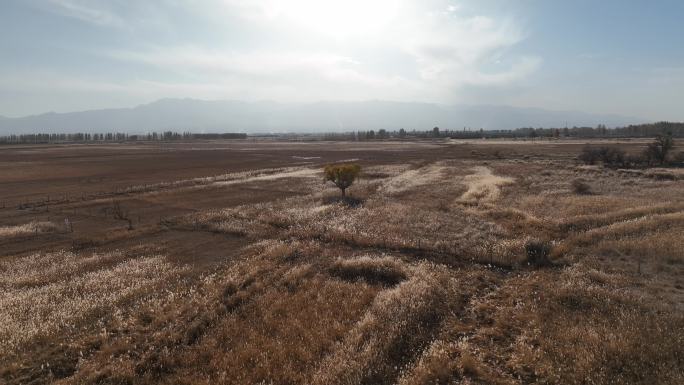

[1,0,683,120]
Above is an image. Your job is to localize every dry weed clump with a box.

[524,239,553,267]
[458,166,514,204]
[0,221,58,238]
[329,255,407,286]
[570,178,592,194]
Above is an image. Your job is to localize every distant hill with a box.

[0,99,645,134]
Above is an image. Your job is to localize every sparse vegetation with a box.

[1,139,682,385]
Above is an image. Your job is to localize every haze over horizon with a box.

[2,0,684,121]
[0,98,647,134]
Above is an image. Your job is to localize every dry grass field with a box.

[0,138,682,384]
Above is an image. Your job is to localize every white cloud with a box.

[18,0,542,106]
[39,0,126,27]
[98,0,539,103]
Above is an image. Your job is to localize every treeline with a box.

[0,131,247,144]
[322,121,684,141]
[2,121,683,144]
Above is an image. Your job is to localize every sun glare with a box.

[277,0,400,38]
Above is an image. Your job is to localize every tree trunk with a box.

[341,188,346,196]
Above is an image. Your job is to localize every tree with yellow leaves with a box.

[324,163,361,197]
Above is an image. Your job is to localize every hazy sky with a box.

[1,0,683,120]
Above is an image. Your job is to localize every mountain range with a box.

[0,99,646,135]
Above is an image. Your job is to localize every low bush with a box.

[525,240,553,267]
[570,178,592,195]
[579,146,626,167]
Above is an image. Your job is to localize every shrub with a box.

[602,147,626,167]
[579,146,600,165]
[525,240,552,267]
[625,154,646,168]
[579,146,626,167]
[570,179,592,195]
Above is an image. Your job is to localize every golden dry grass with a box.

[0,251,188,354]
[0,221,58,238]
[458,166,514,203]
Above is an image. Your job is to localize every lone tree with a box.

[324,163,361,196]
[644,133,674,166]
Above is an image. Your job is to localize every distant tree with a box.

[378,129,388,139]
[598,147,626,167]
[579,146,599,165]
[432,126,440,137]
[644,133,674,166]
[398,128,407,138]
[597,124,607,136]
[324,163,361,197]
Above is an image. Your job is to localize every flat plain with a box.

[1,138,682,385]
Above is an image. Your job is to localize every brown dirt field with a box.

[1,138,652,259]
[0,139,654,205]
